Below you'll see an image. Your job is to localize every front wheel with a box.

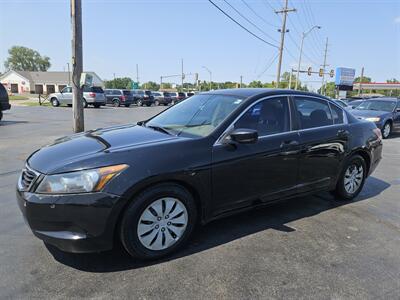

[154,100,159,106]
[382,121,392,139]
[334,155,366,201]
[137,100,143,106]
[120,183,197,260]
[112,99,120,107]
[51,98,59,107]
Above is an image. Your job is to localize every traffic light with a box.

[307,67,312,76]
[329,69,334,78]
[319,68,324,77]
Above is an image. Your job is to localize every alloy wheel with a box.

[383,123,391,138]
[137,197,188,251]
[344,164,364,194]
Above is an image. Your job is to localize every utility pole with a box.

[160,76,163,90]
[240,75,243,88]
[181,59,184,91]
[71,0,84,133]
[67,62,71,86]
[275,0,296,88]
[321,37,329,96]
[358,67,364,96]
[136,64,139,83]
[288,69,292,89]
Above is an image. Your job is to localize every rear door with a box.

[293,95,349,192]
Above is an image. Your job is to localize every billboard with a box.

[335,67,355,86]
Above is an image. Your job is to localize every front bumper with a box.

[16,189,124,253]
[0,102,11,111]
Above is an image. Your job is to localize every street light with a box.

[295,25,321,90]
[202,66,212,91]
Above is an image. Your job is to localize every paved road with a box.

[1,106,399,299]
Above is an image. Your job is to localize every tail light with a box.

[120,95,126,101]
[373,128,382,141]
[89,92,95,97]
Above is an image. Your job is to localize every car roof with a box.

[199,88,330,100]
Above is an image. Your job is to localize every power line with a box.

[240,0,279,28]
[208,0,279,48]
[257,52,279,79]
[222,0,279,43]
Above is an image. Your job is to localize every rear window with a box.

[91,86,104,93]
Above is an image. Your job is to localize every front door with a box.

[211,96,300,216]
[60,87,73,104]
[293,96,349,193]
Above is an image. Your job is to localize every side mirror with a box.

[396,108,400,112]
[226,128,258,144]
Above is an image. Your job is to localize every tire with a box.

[83,99,88,108]
[146,103,152,107]
[93,103,101,108]
[137,100,143,106]
[124,104,130,108]
[154,100,159,106]
[0,111,3,121]
[112,99,120,107]
[334,155,367,201]
[381,121,392,139]
[171,100,175,106]
[51,98,59,107]
[120,183,197,260]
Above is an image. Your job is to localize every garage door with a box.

[35,85,44,94]
[46,85,55,94]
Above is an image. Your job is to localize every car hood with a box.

[349,109,389,119]
[28,124,177,174]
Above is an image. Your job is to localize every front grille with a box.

[19,165,40,191]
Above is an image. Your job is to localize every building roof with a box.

[0,70,102,85]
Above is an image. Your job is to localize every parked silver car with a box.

[49,86,106,108]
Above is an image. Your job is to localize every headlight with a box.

[35,164,128,194]
[365,117,380,122]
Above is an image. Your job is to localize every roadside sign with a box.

[131,81,139,89]
[335,67,355,86]
[80,73,93,87]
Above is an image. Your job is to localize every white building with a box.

[0,70,103,94]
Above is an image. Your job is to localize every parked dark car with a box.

[349,98,400,138]
[0,82,11,121]
[104,89,135,107]
[131,90,155,106]
[16,89,382,260]
[151,91,172,106]
[333,99,349,109]
[348,99,364,109]
[169,92,186,104]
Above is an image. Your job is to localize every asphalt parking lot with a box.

[0,105,399,299]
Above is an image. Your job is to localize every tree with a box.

[104,77,132,89]
[141,81,159,91]
[4,46,51,71]
[354,76,371,83]
[318,82,336,98]
[248,80,263,88]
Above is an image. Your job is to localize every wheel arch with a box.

[350,149,371,176]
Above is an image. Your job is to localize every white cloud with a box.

[394,16,400,23]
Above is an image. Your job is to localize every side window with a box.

[294,97,333,129]
[62,87,72,93]
[329,103,344,124]
[116,90,122,95]
[234,97,290,136]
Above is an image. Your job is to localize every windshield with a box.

[146,94,244,137]
[355,100,396,112]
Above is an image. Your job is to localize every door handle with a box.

[280,140,299,149]
[337,129,350,138]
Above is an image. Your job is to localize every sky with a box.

[0,0,399,91]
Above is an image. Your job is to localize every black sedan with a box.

[16,89,383,260]
[349,98,400,138]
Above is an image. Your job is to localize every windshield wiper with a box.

[146,124,173,135]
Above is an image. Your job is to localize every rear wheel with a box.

[51,98,59,107]
[112,99,120,107]
[382,121,392,139]
[334,155,366,200]
[137,99,143,106]
[120,183,197,260]
[154,100,160,106]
